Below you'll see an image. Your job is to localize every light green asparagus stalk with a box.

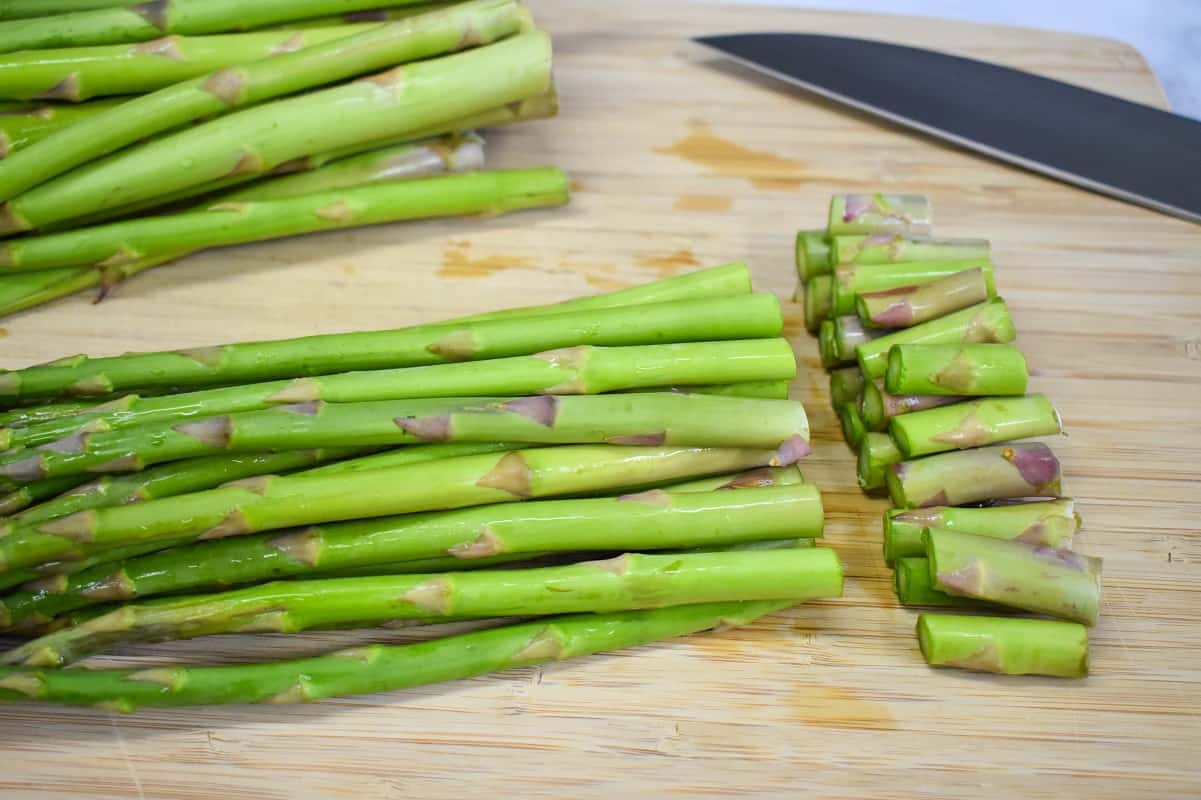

[890,394,1062,458]
[0,25,389,101]
[0,444,798,575]
[831,315,884,362]
[0,475,87,517]
[283,4,459,29]
[827,193,932,237]
[0,0,440,53]
[859,379,963,432]
[829,366,865,410]
[0,600,797,709]
[672,381,790,399]
[886,343,1029,396]
[0,0,139,19]
[0,392,810,485]
[894,557,990,608]
[882,499,1080,563]
[0,19,545,230]
[818,321,843,369]
[829,234,989,267]
[804,275,833,333]
[887,442,1062,509]
[0,293,782,404]
[924,527,1102,625]
[838,402,866,449]
[832,259,995,316]
[0,399,104,429]
[794,229,830,281]
[856,432,900,492]
[0,98,125,157]
[0,166,569,274]
[0,483,824,632]
[3,340,797,450]
[856,268,991,328]
[856,299,1017,380]
[917,614,1089,678]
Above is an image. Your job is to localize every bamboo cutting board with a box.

[1,2,1200,797]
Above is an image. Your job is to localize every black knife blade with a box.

[694,33,1201,224]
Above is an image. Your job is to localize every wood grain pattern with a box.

[2,2,1200,796]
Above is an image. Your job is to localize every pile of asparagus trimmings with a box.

[797,193,1100,679]
[0,263,845,710]
[0,0,568,318]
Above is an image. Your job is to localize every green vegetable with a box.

[917,613,1088,678]
[886,442,1062,509]
[856,432,900,491]
[829,234,989,267]
[856,267,991,328]
[889,394,1062,458]
[885,343,1029,396]
[827,193,931,236]
[856,299,1017,380]
[882,499,1079,564]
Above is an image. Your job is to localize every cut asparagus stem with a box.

[924,527,1101,625]
[818,320,843,369]
[804,275,833,334]
[829,234,990,267]
[794,229,831,281]
[4,340,798,450]
[894,557,990,608]
[856,268,991,329]
[890,394,1062,458]
[917,614,1088,678]
[860,379,963,433]
[0,444,795,575]
[832,315,885,362]
[0,600,796,709]
[827,193,931,236]
[0,392,811,484]
[0,483,824,632]
[0,26,389,101]
[857,432,901,492]
[882,499,1080,564]
[0,0,443,53]
[0,166,570,273]
[0,98,124,157]
[0,22,548,231]
[838,402,866,449]
[856,298,1017,380]
[886,343,1029,396]
[832,259,995,316]
[887,442,1062,508]
[829,366,866,410]
[0,293,781,404]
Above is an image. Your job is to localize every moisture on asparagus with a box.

[917,613,1088,678]
[882,499,1080,563]
[856,298,1017,380]
[856,268,991,329]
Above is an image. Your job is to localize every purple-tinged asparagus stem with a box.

[829,233,989,267]
[924,527,1102,625]
[856,267,991,329]
[894,557,992,608]
[917,614,1089,678]
[827,193,932,236]
[886,442,1062,509]
[882,499,1080,564]
[856,299,1017,380]
[860,379,963,432]
[889,394,1063,458]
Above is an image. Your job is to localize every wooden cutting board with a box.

[2,2,1199,797]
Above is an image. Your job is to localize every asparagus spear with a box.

[860,379,963,432]
[283,4,459,29]
[829,366,865,410]
[890,394,1062,458]
[0,0,442,53]
[856,268,991,328]
[856,298,1017,380]
[1,166,569,274]
[924,527,1102,625]
[886,442,1062,508]
[0,98,125,157]
[831,315,884,362]
[0,445,795,574]
[0,392,810,484]
[4,340,797,450]
[0,480,822,631]
[818,320,843,369]
[829,234,989,267]
[827,193,932,236]
[831,258,995,316]
[882,499,1080,563]
[0,399,103,428]
[0,476,87,517]
[885,343,1029,396]
[894,557,989,608]
[917,614,1089,678]
[794,229,830,281]
[0,0,139,19]
[0,22,547,231]
[0,293,782,404]
[0,600,796,709]
[856,432,900,492]
[838,402,866,449]
[672,381,790,399]
[803,275,833,333]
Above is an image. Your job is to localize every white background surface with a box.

[729,0,1201,118]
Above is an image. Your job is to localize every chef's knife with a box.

[693,33,1201,224]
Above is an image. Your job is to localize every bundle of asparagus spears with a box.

[0,0,567,317]
[0,263,842,709]
[797,194,1099,679]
